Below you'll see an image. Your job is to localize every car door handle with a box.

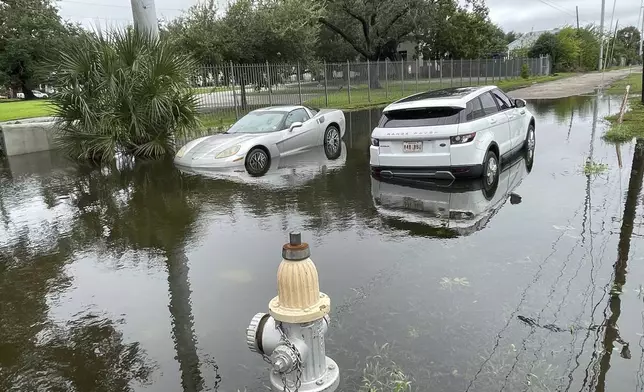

[489,118,497,124]
[519,110,526,115]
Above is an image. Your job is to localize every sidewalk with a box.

[510,68,638,99]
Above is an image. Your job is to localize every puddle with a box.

[1,94,643,391]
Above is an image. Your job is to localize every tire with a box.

[245,147,270,177]
[524,123,535,154]
[323,125,342,160]
[481,148,500,197]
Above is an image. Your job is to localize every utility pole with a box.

[130,0,159,39]
[639,1,644,57]
[599,0,606,70]
[576,6,581,68]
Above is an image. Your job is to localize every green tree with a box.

[578,26,601,70]
[611,26,641,65]
[163,0,223,66]
[51,29,199,162]
[0,0,78,99]
[529,32,560,71]
[216,0,322,107]
[416,0,508,59]
[318,0,433,62]
[555,27,581,71]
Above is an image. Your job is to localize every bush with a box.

[52,28,199,163]
[521,63,530,79]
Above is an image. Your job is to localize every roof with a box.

[255,105,303,112]
[384,86,497,112]
[508,28,561,51]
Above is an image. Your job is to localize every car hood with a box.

[179,133,266,159]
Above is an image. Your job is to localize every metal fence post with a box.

[367,59,371,102]
[323,61,328,107]
[485,59,488,84]
[511,58,514,79]
[469,59,473,86]
[347,60,351,104]
[439,58,443,88]
[401,59,405,96]
[415,57,419,92]
[266,61,272,105]
[478,58,481,85]
[460,59,463,86]
[450,60,453,87]
[230,61,239,119]
[385,59,389,99]
[297,62,303,105]
[427,59,431,91]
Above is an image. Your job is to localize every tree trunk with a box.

[369,60,382,89]
[21,80,36,100]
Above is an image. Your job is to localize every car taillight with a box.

[371,138,380,146]
[450,133,476,145]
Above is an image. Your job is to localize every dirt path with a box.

[510,68,638,99]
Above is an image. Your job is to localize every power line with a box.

[534,0,577,17]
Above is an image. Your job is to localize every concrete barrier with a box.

[0,117,59,156]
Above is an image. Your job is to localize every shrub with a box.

[521,63,530,79]
[52,28,199,163]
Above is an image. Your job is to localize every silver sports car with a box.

[174,105,346,176]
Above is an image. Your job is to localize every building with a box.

[507,28,561,57]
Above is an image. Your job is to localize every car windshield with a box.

[227,111,286,134]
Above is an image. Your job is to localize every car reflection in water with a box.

[371,150,534,238]
[175,142,347,189]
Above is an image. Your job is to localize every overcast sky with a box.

[56,0,642,35]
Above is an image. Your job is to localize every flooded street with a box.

[1,93,644,392]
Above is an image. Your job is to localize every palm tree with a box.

[51,29,199,163]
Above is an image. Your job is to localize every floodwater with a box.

[1,93,643,392]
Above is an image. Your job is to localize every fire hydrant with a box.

[246,232,340,392]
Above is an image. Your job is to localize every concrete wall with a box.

[0,117,59,157]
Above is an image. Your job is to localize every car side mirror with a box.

[289,122,303,132]
[514,99,526,108]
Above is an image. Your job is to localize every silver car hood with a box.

[184,133,266,158]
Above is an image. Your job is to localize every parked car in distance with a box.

[370,86,536,193]
[16,92,24,99]
[32,90,49,98]
[174,105,346,177]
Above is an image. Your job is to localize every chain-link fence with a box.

[194,56,551,129]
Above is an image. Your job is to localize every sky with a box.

[55,0,642,35]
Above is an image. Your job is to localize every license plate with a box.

[403,141,423,152]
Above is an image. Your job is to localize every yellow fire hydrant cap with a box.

[268,233,331,323]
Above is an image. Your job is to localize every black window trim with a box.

[284,108,310,127]
[474,91,501,118]
[491,88,514,111]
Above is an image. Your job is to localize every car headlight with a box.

[176,145,188,158]
[215,144,241,159]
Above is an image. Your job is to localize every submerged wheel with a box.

[245,147,270,177]
[323,125,341,160]
[524,123,536,158]
[481,148,500,198]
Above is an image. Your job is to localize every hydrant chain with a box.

[276,322,302,392]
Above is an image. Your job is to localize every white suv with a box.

[370,86,536,190]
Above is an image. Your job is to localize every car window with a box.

[479,92,499,115]
[466,98,486,121]
[227,111,287,134]
[378,107,462,128]
[284,109,310,127]
[492,89,513,110]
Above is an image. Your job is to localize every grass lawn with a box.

[0,99,54,122]
[605,71,643,95]
[603,100,644,143]
[304,73,576,111]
